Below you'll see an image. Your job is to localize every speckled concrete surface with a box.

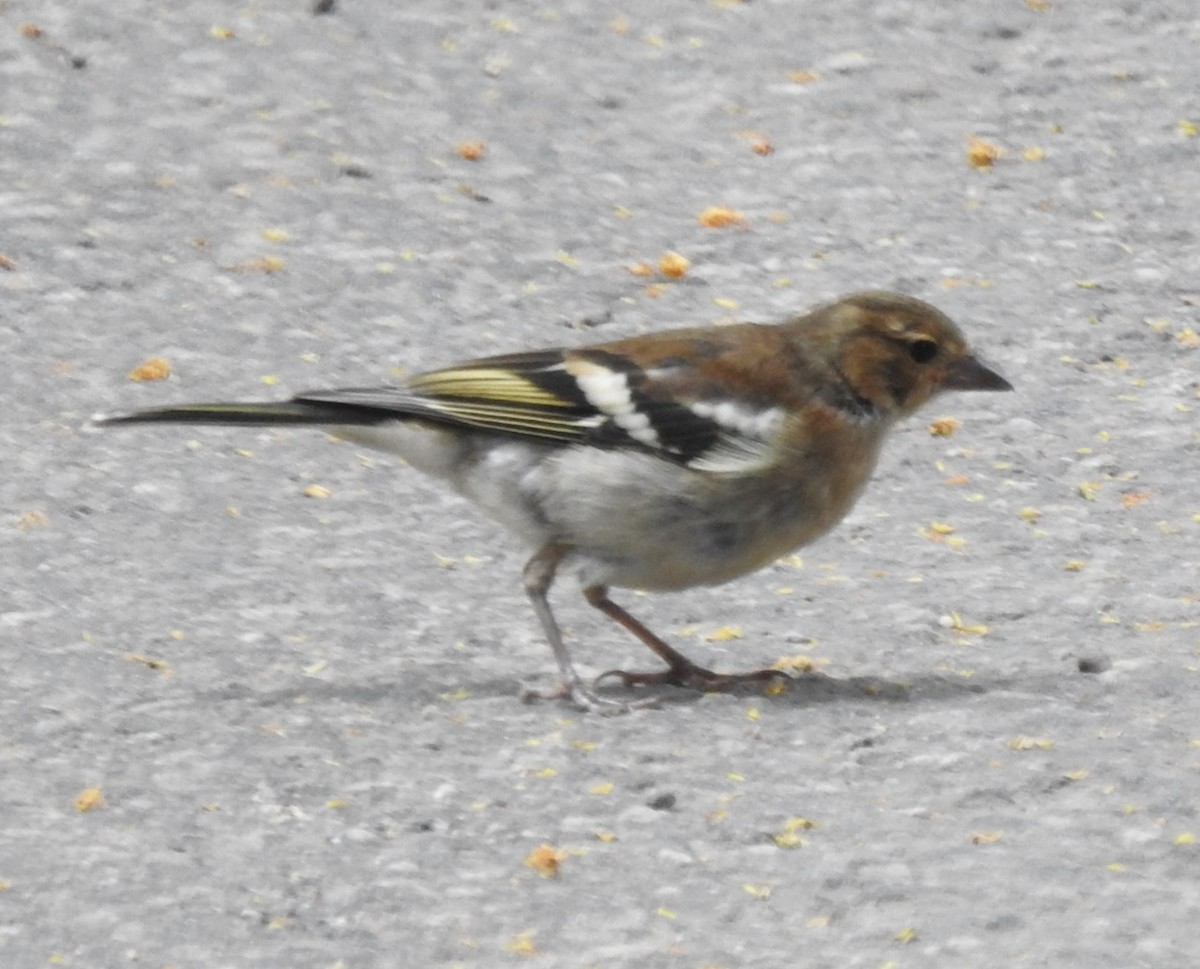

[3,1,1199,967]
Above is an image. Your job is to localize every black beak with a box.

[943,355,1013,392]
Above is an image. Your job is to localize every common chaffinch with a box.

[97,291,1011,712]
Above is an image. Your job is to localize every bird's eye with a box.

[907,339,938,364]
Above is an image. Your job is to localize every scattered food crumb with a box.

[456,140,486,160]
[928,417,961,436]
[128,357,172,382]
[966,135,1003,169]
[698,205,748,228]
[658,250,690,278]
[523,844,566,878]
[74,788,104,812]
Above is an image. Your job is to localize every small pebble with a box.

[1077,654,1112,674]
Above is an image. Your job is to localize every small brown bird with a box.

[96,291,1011,711]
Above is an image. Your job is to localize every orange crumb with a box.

[659,251,690,278]
[128,357,172,382]
[698,205,747,228]
[456,140,486,160]
[966,136,1003,169]
[523,843,567,877]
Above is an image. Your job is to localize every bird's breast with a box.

[531,429,886,592]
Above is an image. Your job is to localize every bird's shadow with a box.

[187,666,1002,715]
[592,669,991,709]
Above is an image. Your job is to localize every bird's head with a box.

[818,291,1012,419]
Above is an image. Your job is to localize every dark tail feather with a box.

[92,400,389,427]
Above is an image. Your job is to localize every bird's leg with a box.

[520,546,655,713]
[587,586,786,693]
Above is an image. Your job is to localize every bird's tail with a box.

[92,400,382,427]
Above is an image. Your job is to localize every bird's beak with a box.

[943,354,1013,392]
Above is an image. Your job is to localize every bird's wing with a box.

[297,350,604,444]
[296,346,787,472]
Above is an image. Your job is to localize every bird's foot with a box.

[521,678,659,714]
[594,662,786,694]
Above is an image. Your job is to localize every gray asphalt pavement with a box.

[3,1,1199,967]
